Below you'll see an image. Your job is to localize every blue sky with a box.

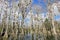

[8,0,60,21]
[33,0,60,20]
[33,0,47,11]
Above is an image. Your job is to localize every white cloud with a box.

[54,5,60,15]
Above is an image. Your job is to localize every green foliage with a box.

[46,34,55,40]
[44,18,53,31]
[44,18,55,40]
[0,27,2,33]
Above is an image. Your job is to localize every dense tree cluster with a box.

[0,0,60,40]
